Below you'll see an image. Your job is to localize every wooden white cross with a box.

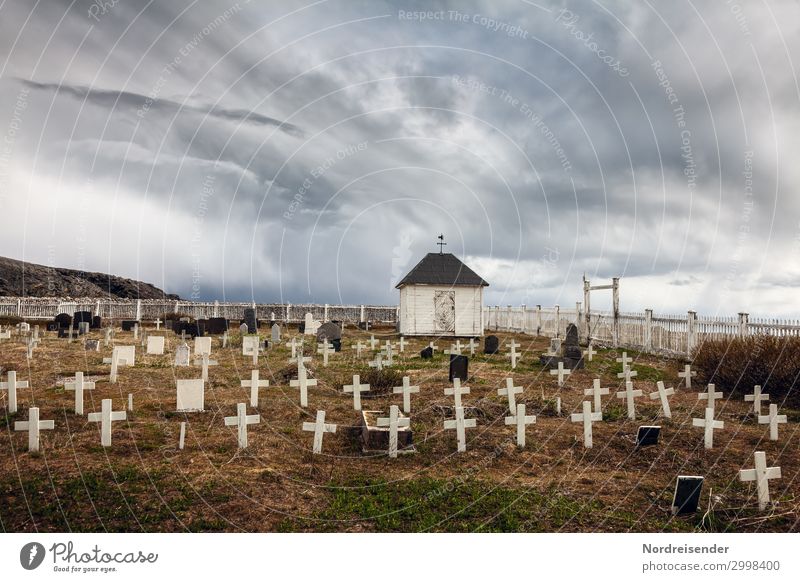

[290,345,311,366]
[678,364,696,389]
[428,341,438,353]
[251,338,260,365]
[303,410,337,454]
[222,331,229,348]
[616,352,633,368]
[739,451,782,511]
[381,341,395,365]
[241,370,269,407]
[224,403,260,449]
[368,353,384,371]
[649,380,675,418]
[583,343,596,362]
[505,403,536,447]
[616,365,638,383]
[104,327,112,347]
[498,378,523,412]
[317,340,333,366]
[290,337,298,359]
[369,335,378,350]
[615,381,643,420]
[377,405,410,458]
[0,371,28,414]
[468,337,476,356]
[584,378,608,414]
[88,399,127,447]
[14,407,54,453]
[571,400,602,448]
[758,404,787,441]
[506,340,520,369]
[444,406,476,452]
[290,362,317,408]
[179,421,186,450]
[445,377,471,407]
[193,353,218,382]
[398,336,407,353]
[692,407,724,449]
[445,343,462,356]
[155,318,162,330]
[343,374,370,410]
[351,340,365,358]
[745,385,770,416]
[698,384,724,413]
[393,376,419,413]
[128,393,133,412]
[550,361,571,387]
[65,371,95,415]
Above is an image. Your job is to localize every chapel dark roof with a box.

[395,253,489,288]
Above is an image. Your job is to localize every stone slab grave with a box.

[303,312,321,336]
[14,407,54,453]
[242,335,261,356]
[84,339,100,351]
[303,410,337,454]
[146,336,165,355]
[194,336,212,356]
[92,315,102,329]
[739,451,782,511]
[541,324,584,370]
[176,379,205,412]
[207,317,228,335]
[88,398,127,447]
[316,321,340,344]
[78,322,90,335]
[484,335,499,355]
[174,342,191,366]
[635,425,661,447]
[672,476,704,515]
[103,345,135,367]
[243,308,258,334]
[448,354,468,382]
[271,323,281,344]
[361,408,413,456]
[224,403,260,449]
[420,346,433,359]
[72,311,93,329]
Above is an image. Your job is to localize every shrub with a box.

[691,335,800,405]
[335,367,404,395]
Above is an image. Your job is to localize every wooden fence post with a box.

[135,299,142,322]
[575,301,582,338]
[536,305,542,336]
[738,312,749,338]
[520,304,527,333]
[612,277,620,348]
[583,277,591,344]
[555,304,561,338]
[645,309,653,351]
[687,310,697,355]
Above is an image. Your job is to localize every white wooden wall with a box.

[398,285,484,336]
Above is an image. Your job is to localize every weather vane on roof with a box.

[437,233,446,254]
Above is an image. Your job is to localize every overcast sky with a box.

[1,0,798,316]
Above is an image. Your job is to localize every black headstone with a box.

[244,308,258,334]
[298,322,305,334]
[46,322,59,332]
[420,346,433,359]
[484,335,499,354]
[121,320,138,331]
[449,354,469,382]
[91,316,102,329]
[358,321,371,331]
[54,313,72,329]
[57,328,71,338]
[671,476,704,515]
[72,311,93,329]
[208,317,228,334]
[563,323,582,360]
[636,426,661,447]
[331,339,342,352]
[316,322,342,342]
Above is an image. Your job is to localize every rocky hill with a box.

[0,255,179,299]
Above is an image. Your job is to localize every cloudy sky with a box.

[1,0,799,316]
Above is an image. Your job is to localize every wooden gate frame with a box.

[583,275,620,347]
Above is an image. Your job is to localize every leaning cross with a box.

[498,378,523,412]
[377,405,410,458]
[445,377,471,407]
[649,380,675,418]
[584,378,608,414]
[758,404,787,441]
[505,403,536,447]
[393,376,419,413]
[739,451,782,511]
[14,407,54,453]
[615,381,643,420]
[571,400,602,448]
[65,371,96,415]
[678,364,697,389]
[87,399,127,447]
[303,410,337,454]
[224,402,260,449]
[241,370,269,408]
[444,406,476,452]
[745,385,770,416]
[0,371,28,414]
[692,407,724,449]
[343,374,370,410]
[289,362,317,408]
[550,361,571,387]
[368,353,385,371]
[351,341,366,358]
[698,384,724,413]
[617,365,638,383]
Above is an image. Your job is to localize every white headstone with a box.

[241,370,269,408]
[194,336,212,356]
[87,399,127,447]
[303,410,336,454]
[615,381,643,420]
[649,380,675,418]
[224,403,260,449]
[570,400,602,448]
[174,342,191,367]
[14,407,54,453]
[176,379,205,412]
[303,312,320,336]
[343,374,370,410]
[584,378,608,414]
[393,376,419,414]
[64,371,95,415]
[758,404,787,441]
[445,377,470,407]
[692,407,724,449]
[505,403,536,447]
[271,323,281,344]
[146,336,165,355]
[242,335,260,356]
[376,405,410,458]
[0,371,28,414]
[739,451,782,511]
[745,385,769,416]
[498,378,523,413]
[444,406,476,452]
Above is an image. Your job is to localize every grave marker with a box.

[758,404,787,441]
[698,384,723,413]
[368,353,385,371]
[14,407,54,453]
[146,336,165,355]
[498,378,523,413]
[505,403,536,447]
[678,364,696,389]
[176,379,205,412]
[745,385,769,416]
[616,352,633,368]
[672,476,704,515]
[444,406,476,452]
[224,403,260,449]
[174,342,190,367]
[179,422,186,450]
[377,405,410,458]
[692,407,724,449]
[506,340,520,369]
[65,371,95,415]
[317,340,333,366]
[739,451,781,511]
[448,354,468,382]
[584,379,609,414]
[571,400,602,448]
[290,362,317,407]
[635,426,661,447]
[583,343,596,362]
[615,381,643,420]
[649,381,675,418]
[445,377,470,407]
[392,376,419,414]
[550,361,571,387]
[303,410,336,454]
[343,374,370,410]
[242,370,269,408]
[1,371,28,413]
[193,353,218,382]
[87,399,127,447]
[194,336,212,356]
[351,340,366,358]
[616,365,638,383]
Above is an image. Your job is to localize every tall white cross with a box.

[290,337,298,359]
[468,337,476,356]
[65,371,95,415]
[0,371,28,414]
[584,378,608,414]
[290,362,317,407]
[290,345,311,367]
[616,352,633,368]
[303,410,337,454]
[88,399,127,447]
[241,370,269,408]
[506,340,520,369]
[393,376,419,413]
[571,400,602,448]
[444,406,476,452]
[445,377,470,407]
[193,353,218,382]
[317,340,333,366]
[692,407,724,449]
[382,341,395,365]
[351,340,365,358]
[369,335,378,350]
[505,403,536,447]
[758,404,787,441]
[377,405,410,458]
[398,336,407,353]
[649,380,675,419]
[745,385,769,416]
[368,353,384,371]
[550,361,571,387]
[739,451,782,511]
[698,384,724,413]
[343,374,370,410]
[678,364,697,389]
[498,378,523,412]
[616,381,643,420]
[224,403,260,449]
[14,407,54,453]
[583,343,596,362]
[251,338,260,365]
[154,318,162,330]
[616,365,638,383]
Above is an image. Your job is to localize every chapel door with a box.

[433,291,455,334]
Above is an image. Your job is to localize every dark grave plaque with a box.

[484,335,499,354]
[636,426,661,447]
[316,322,342,342]
[672,476,704,515]
[207,317,228,334]
[57,328,70,338]
[121,320,138,332]
[244,308,258,334]
[449,354,469,382]
[420,346,433,359]
[358,321,371,331]
[298,322,305,334]
[54,313,72,329]
[91,316,102,329]
[72,311,93,329]
[46,322,59,332]
[331,338,342,352]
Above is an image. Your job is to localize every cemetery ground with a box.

[1,326,798,533]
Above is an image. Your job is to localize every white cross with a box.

[584,378,608,414]
[222,331,229,348]
[468,338,476,356]
[445,343,462,356]
[445,377,470,407]
[155,318,162,330]
[369,335,378,350]
[193,353,218,382]
[444,406,476,452]
[381,341,394,365]
[251,338,260,365]
[583,343,596,362]
[65,371,95,415]
[616,352,632,368]
[550,361,571,387]
[506,340,520,369]
[87,399,127,447]
[351,341,365,358]
[739,451,782,511]
[303,410,337,454]
[14,407,54,453]
[571,400,602,448]
[368,353,384,371]
[505,403,536,447]
[317,340,333,366]
[0,371,28,414]
[377,405,410,458]
[290,362,317,408]
[616,365,638,383]
[678,364,697,389]
[104,327,112,347]
[758,404,787,441]
[692,407,724,449]
[428,341,438,353]
[745,385,770,416]
[615,381,643,420]
[179,421,186,450]
[398,336,407,353]
[498,378,523,412]
[224,402,260,449]
[290,345,311,367]
[649,380,675,419]
[698,384,724,413]
[290,338,298,359]
[343,374,370,410]
[393,376,419,413]
[128,393,133,412]
[241,370,269,408]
